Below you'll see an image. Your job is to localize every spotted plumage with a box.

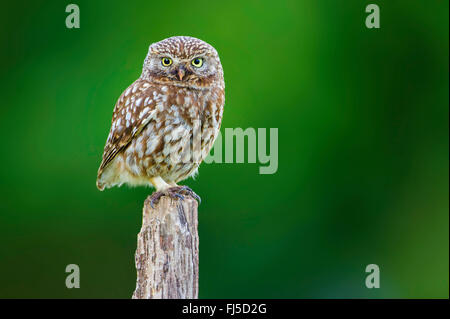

[97,36,225,196]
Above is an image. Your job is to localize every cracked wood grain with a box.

[132,195,199,299]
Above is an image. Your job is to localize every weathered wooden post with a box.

[132,195,199,299]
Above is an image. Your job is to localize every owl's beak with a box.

[177,67,185,81]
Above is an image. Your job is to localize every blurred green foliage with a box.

[0,0,448,298]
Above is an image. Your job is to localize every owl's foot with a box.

[149,189,183,208]
[176,185,201,204]
[149,186,201,208]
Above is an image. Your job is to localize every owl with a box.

[96,36,225,206]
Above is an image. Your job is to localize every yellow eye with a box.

[191,58,203,68]
[161,57,172,66]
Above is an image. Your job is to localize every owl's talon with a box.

[149,191,165,208]
[171,192,185,201]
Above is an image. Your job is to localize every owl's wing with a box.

[97,79,157,181]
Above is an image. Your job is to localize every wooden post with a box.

[132,195,199,299]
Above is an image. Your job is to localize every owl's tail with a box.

[96,165,107,191]
[96,179,105,191]
[96,163,115,191]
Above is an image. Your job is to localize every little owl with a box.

[96,36,225,205]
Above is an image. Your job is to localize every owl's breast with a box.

[121,86,223,183]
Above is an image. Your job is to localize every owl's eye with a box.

[161,57,172,67]
[191,58,203,68]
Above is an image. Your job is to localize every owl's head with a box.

[141,36,224,90]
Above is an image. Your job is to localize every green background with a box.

[0,0,448,298]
